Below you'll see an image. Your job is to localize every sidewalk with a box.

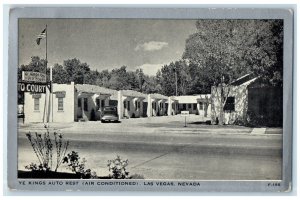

[251,128,266,135]
[18,115,282,136]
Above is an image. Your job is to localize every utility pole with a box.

[220,75,225,125]
[175,68,178,96]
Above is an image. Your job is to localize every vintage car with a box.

[100,106,119,123]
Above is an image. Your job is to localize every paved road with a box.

[18,115,283,180]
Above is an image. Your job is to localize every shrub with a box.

[245,111,267,127]
[107,155,129,179]
[25,162,50,172]
[25,125,69,172]
[63,151,97,179]
[53,131,69,171]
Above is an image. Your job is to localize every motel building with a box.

[210,74,283,126]
[176,95,211,120]
[118,90,147,118]
[147,93,168,117]
[23,82,211,123]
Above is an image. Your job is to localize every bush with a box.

[245,111,267,127]
[25,162,50,172]
[25,125,69,172]
[107,155,129,179]
[63,151,97,179]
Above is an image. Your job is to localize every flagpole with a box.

[42,25,48,123]
[46,24,47,71]
[46,25,54,123]
[45,24,50,124]
[51,66,53,123]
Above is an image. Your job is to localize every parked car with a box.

[100,106,119,123]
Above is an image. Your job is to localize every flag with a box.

[36,28,46,45]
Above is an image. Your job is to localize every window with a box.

[183,104,186,110]
[199,102,204,110]
[123,101,127,109]
[84,98,88,111]
[96,99,105,110]
[34,98,39,111]
[224,97,235,112]
[127,101,130,111]
[188,104,192,109]
[96,99,100,110]
[58,98,64,111]
[135,101,141,111]
[193,103,197,110]
[101,99,105,108]
[78,98,82,107]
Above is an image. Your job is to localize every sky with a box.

[19,19,197,76]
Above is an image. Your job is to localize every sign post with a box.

[181,111,189,127]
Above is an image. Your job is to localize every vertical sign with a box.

[181,111,189,127]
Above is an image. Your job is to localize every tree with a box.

[142,75,161,94]
[108,66,130,90]
[157,60,194,96]
[63,58,91,84]
[84,70,99,85]
[18,56,48,80]
[127,71,140,91]
[52,63,70,84]
[159,63,176,96]
[183,19,283,86]
[182,19,283,124]
[136,69,146,92]
[95,70,111,87]
[18,56,48,105]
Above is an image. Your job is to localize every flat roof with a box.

[75,84,118,99]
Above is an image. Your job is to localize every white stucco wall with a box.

[211,85,248,125]
[50,83,75,123]
[24,82,75,123]
[24,92,47,123]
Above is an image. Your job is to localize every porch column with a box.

[135,98,143,118]
[117,91,122,120]
[81,97,87,120]
[139,99,143,117]
[197,101,200,115]
[168,97,171,116]
[147,94,152,117]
